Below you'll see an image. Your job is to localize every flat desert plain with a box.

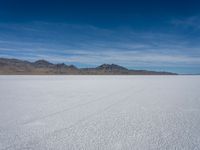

[0,75,200,150]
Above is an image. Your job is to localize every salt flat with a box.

[0,75,200,150]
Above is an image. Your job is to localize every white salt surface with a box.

[0,75,200,150]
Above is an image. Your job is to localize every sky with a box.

[0,0,200,74]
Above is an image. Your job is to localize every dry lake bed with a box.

[0,75,200,150]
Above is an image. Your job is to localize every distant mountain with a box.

[96,64,128,71]
[0,58,177,75]
[0,58,79,75]
[33,60,54,68]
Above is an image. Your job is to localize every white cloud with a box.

[2,49,198,67]
[171,15,200,30]
[0,21,200,71]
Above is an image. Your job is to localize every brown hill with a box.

[0,58,177,75]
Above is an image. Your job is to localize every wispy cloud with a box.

[0,21,200,73]
[171,15,200,30]
[1,47,200,67]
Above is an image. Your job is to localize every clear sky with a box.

[0,0,200,74]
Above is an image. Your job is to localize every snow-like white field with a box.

[0,76,200,150]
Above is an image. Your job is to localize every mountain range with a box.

[0,58,177,75]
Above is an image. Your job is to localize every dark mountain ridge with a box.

[0,58,177,75]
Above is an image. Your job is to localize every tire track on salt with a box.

[38,86,145,147]
[22,85,137,125]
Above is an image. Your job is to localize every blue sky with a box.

[0,0,200,74]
